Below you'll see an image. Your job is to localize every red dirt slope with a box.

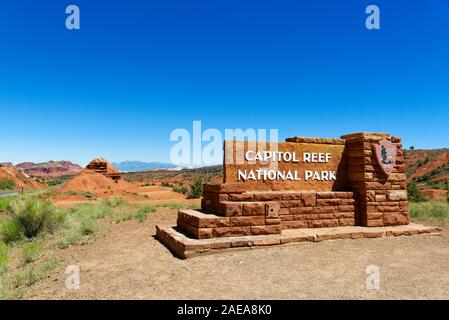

[0,163,45,190]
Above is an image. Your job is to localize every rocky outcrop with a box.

[85,158,121,182]
[60,158,136,196]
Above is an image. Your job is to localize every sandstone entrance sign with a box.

[157,132,441,258]
[223,139,346,191]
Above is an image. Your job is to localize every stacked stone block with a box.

[342,132,409,227]
[177,184,357,239]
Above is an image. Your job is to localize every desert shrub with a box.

[4,198,65,239]
[409,201,449,222]
[102,198,127,208]
[0,242,10,275]
[161,181,172,187]
[407,182,426,202]
[134,205,156,223]
[0,179,16,191]
[187,179,203,199]
[79,216,99,236]
[0,277,22,300]
[447,191,449,204]
[0,196,16,212]
[157,202,200,210]
[15,266,42,287]
[0,220,25,243]
[172,185,188,194]
[21,242,43,263]
[139,205,156,214]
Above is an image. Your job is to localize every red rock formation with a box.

[60,158,136,196]
[16,161,82,177]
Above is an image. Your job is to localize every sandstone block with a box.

[242,202,266,216]
[230,216,266,227]
[212,226,251,237]
[250,225,282,235]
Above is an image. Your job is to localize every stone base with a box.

[156,223,442,259]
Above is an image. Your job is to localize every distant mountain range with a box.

[111,161,178,172]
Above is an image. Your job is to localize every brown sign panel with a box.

[224,140,347,191]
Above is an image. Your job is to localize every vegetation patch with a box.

[409,201,449,223]
[0,243,10,276]
[0,179,16,191]
[21,242,43,264]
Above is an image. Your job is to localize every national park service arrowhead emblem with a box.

[373,139,397,176]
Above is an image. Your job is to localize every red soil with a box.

[0,165,45,190]
[407,151,449,181]
[422,189,448,199]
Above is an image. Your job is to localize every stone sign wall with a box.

[177,132,409,240]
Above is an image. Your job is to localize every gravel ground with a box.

[23,209,449,300]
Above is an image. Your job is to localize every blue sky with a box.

[0,0,448,166]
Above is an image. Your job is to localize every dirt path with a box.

[23,210,449,300]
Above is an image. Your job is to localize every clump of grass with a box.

[157,202,200,210]
[15,266,42,287]
[134,205,156,223]
[0,242,10,275]
[14,258,59,287]
[0,277,22,300]
[1,219,25,243]
[409,201,449,223]
[21,242,43,264]
[0,196,16,212]
[4,198,65,239]
[172,185,188,194]
[0,178,16,191]
[102,198,127,208]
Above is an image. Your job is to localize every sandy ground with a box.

[22,209,449,300]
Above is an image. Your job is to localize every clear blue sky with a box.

[1,0,448,166]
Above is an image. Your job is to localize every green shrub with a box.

[15,266,42,287]
[407,181,426,202]
[409,201,449,222]
[0,242,10,275]
[161,181,172,187]
[447,190,449,204]
[0,196,16,211]
[187,179,203,199]
[102,198,127,208]
[172,185,188,194]
[79,216,99,236]
[0,179,16,191]
[0,220,25,243]
[21,242,43,263]
[5,198,64,239]
[134,205,156,223]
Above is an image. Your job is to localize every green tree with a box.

[407,181,426,202]
[409,146,415,151]
[187,179,203,199]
